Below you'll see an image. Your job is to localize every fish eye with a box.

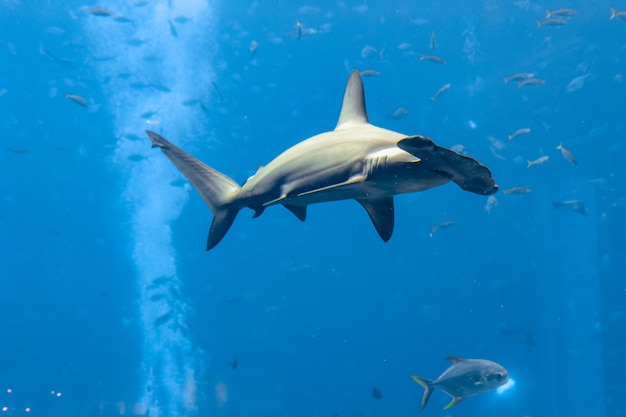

[495,372,505,380]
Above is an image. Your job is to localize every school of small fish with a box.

[5,3,618,413]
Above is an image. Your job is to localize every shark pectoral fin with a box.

[356,197,394,242]
[296,175,366,197]
[443,397,464,410]
[283,204,307,222]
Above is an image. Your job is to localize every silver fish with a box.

[431,83,450,102]
[552,200,587,216]
[411,356,508,411]
[419,53,446,64]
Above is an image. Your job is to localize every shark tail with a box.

[410,374,435,412]
[146,130,241,250]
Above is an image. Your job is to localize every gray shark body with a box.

[147,70,498,250]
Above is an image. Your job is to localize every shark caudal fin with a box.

[146,131,241,250]
[410,374,435,412]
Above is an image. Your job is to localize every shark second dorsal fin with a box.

[336,70,369,129]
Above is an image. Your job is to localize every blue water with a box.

[1,1,624,416]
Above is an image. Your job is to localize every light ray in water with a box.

[83,1,216,415]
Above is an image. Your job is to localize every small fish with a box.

[390,107,409,120]
[610,7,626,20]
[361,45,378,58]
[430,221,455,237]
[212,81,223,105]
[249,40,258,54]
[450,144,466,154]
[168,20,178,38]
[517,78,545,88]
[566,73,591,93]
[537,18,568,28]
[64,94,88,107]
[127,38,147,47]
[410,357,508,411]
[504,72,535,83]
[150,294,167,302]
[508,128,531,141]
[484,195,498,214]
[371,387,383,399]
[6,147,30,154]
[503,186,532,195]
[497,325,537,348]
[546,8,577,18]
[359,69,380,77]
[527,156,549,168]
[174,16,192,23]
[431,83,451,102]
[113,15,134,24]
[429,30,437,50]
[88,7,114,16]
[419,54,446,64]
[295,20,303,40]
[231,359,239,369]
[154,311,174,327]
[41,225,63,235]
[552,200,587,216]
[556,142,577,166]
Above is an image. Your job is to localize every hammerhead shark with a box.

[146,70,498,250]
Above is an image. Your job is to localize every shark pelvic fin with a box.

[283,204,307,221]
[336,70,369,129]
[356,197,395,241]
[146,130,241,250]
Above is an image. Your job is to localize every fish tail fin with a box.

[611,7,617,19]
[556,141,563,150]
[410,374,435,412]
[507,134,513,141]
[546,9,552,18]
[536,19,542,28]
[146,130,242,250]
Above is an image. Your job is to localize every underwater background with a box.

[1,0,625,416]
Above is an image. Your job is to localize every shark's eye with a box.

[495,372,505,380]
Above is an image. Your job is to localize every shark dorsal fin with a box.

[446,356,464,363]
[336,70,369,129]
